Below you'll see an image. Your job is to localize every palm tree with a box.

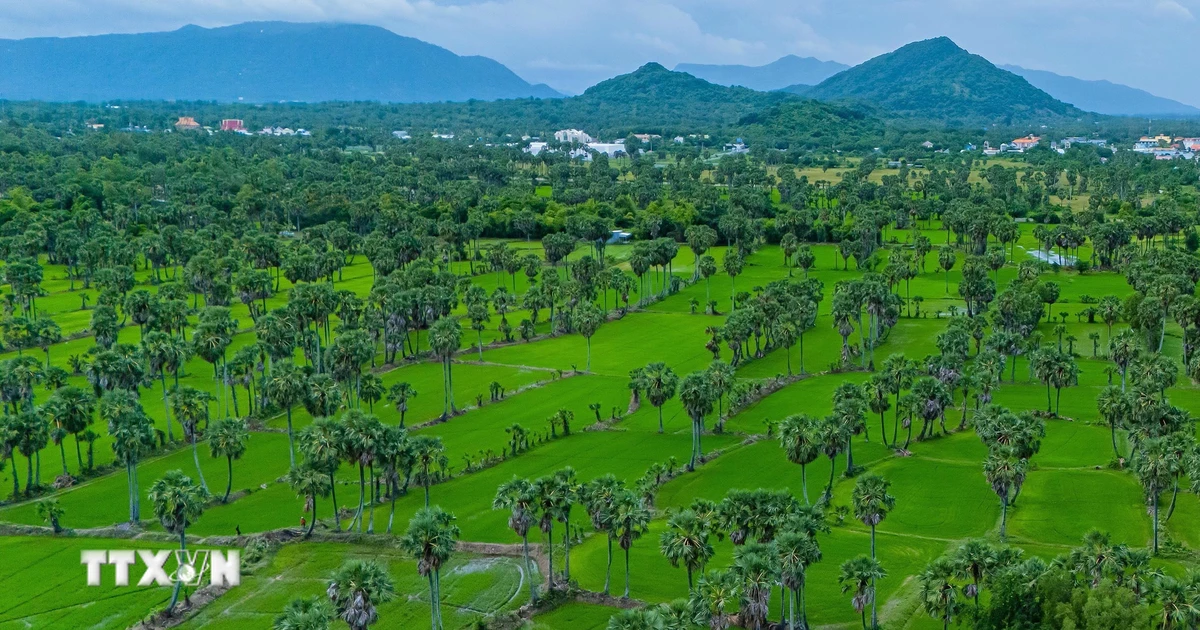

[299,418,345,532]
[148,469,210,613]
[41,386,94,477]
[428,316,462,419]
[326,560,396,630]
[274,596,335,630]
[678,371,716,471]
[208,417,249,502]
[612,489,651,598]
[286,464,331,538]
[411,435,445,507]
[1096,385,1131,460]
[101,390,155,522]
[659,508,714,590]
[1109,328,1141,391]
[839,555,887,630]
[169,385,211,491]
[358,373,384,412]
[1134,437,1180,554]
[852,473,895,629]
[918,556,961,630]
[340,409,384,532]
[952,539,998,608]
[734,543,778,630]
[493,477,540,604]
[643,362,679,433]
[778,413,822,504]
[141,331,188,442]
[689,569,741,630]
[387,382,417,427]
[582,474,624,595]
[573,302,604,372]
[264,361,308,468]
[983,450,1026,540]
[551,467,581,582]
[776,530,821,630]
[399,507,459,630]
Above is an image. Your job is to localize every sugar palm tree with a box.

[679,371,716,471]
[551,467,581,582]
[952,539,998,608]
[141,331,188,442]
[582,474,624,595]
[169,385,211,491]
[286,464,331,538]
[148,469,210,613]
[918,556,961,630]
[643,362,679,433]
[1109,328,1141,391]
[983,450,1026,540]
[612,489,651,598]
[493,477,540,605]
[776,529,821,630]
[326,560,396,630]
[398,507,459,630]
[411,435,445,507]
[839,555,886,630]
[1134,437,1180,555]
[1096,385,1131,460]
[734,542,777,630]
[852,473,895,629]
[208,417,249,502]
[574,302,604,371]
[274,596,334,630]
[101,389,155,522]
[299,418,345,532]
[358,373,384,413]
[689,569,741,630]
[387,382,416,427]
[264,361,308,468]
[659,508,714,590]
[428,316,461,419]
[778,413,822,504]
[41,386,94,477]
[340,409,384,533]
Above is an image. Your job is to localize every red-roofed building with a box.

[220,119,245,132]
[1011,135,1040,150]
[174,116,201,131]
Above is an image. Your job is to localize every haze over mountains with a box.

[0,22,561,103]
[0,20,1194,126]
[1000,65,1200,118]
[674,55,848,92]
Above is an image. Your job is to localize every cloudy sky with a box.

[3,0,1197,104]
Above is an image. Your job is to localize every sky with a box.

[2,0,1197,105]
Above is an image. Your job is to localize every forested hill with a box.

[0,21,562,103]
[800,37,1085,125]
[674,55,849,91]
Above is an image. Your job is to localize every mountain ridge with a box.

[0,21,562,103]
[1000,64,1200,117]
[799,37,1083,124]
[673,55,849,92]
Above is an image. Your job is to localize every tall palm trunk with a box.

[329,472,342,532]
[191,431,208,492]
[285,408,296,468]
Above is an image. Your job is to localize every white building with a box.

[524,141,550,156]
[584,141,627,158]
[554,129,593,144]
[392,130,411,140]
